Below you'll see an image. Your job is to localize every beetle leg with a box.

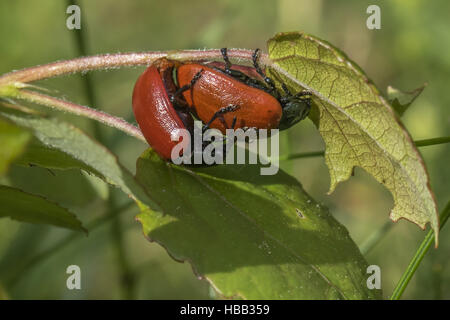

[170,70,204,104]
[301,96,312,119]
[252,49,277,93]
[230,116,237,130]
[282,83,291,95]
[252,49,264,77]
[217,116,238,162]
[292,91,312,119]
[202,105,240,132]
[220,48,233,75]
[295,90,312,98]
[222,116,237,131]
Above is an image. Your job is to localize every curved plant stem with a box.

[0,50,256,86]
[16,89,146,142]
[390,200,450,300]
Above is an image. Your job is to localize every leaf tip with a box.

[386,83,427,116]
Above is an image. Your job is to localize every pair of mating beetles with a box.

[132,48,312,161]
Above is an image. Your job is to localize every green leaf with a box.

[15,137,100,172]
[0,118,31,176]
[0,105,158,210]
[387,84,426,116]
[266,32,439,244]
[136,150,381,300]
[0,185,85,232]
[0,283,8,300]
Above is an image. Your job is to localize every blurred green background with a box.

[0,0,449,299]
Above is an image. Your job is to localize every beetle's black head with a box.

[278,94,311,130]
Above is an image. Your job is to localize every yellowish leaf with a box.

[266,32,439,244]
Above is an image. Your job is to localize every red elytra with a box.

[132,58,194,160]
[176,63,283,134]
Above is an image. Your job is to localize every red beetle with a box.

[132,58,194,160]
[176,65,282,134]
[175,48,311,133]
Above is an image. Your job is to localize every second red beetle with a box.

[132,58,194,160]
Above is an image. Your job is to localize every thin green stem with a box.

[67,2,135,299]
[68,0,103,142]
[390,200,450,300]
[15,89,146,142]
[278,151,324,161]
[109,195,136,299]
[414,136,450,147]
[283,136,450,161]
[360,220,394,255]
